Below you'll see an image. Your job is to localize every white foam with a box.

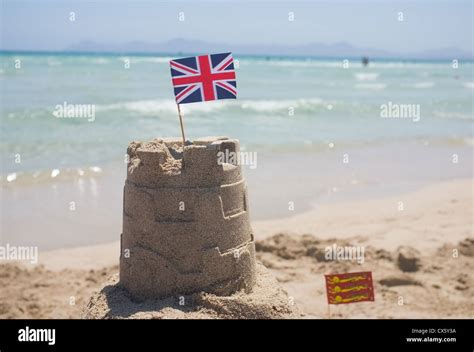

[369,62,448,69]
[47,59,62,66]
[1,166,108,186]
[97,97,328,114]
[462,82,474,89]
[354,73,379,81]
[412,82,435,88]
[121,57,173,64]
[89,166,103,173]
[263,60,343,68]
[260,60,450,69]
[97,100,178,115]
[241,98,324,112]
[433,111,473,120]
[92,58,110,64]
[7,173,17,182]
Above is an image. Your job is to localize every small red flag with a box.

[324,271,375,305]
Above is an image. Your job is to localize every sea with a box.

[1,52,473,249]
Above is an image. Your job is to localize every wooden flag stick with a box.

[176,103,186,149]
[327,304,331,319]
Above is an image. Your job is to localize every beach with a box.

[1,178,472,319]
[1,53,473,319]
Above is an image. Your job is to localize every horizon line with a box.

[1,49,472,62]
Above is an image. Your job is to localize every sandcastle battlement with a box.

[120,136,257,300]
[126,136,242,188]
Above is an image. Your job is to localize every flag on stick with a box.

[324,271,375,305]
[170,52,237,104]
[169,52,237,148]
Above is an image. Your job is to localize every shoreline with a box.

[2,138,472,251]
[21,177,473,270]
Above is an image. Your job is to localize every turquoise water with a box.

[1,52,473,248]
[1,52,473,175]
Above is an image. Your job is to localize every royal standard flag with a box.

[324,271,375,305]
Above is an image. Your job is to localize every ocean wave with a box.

[240,98,325,112]
[260,60,344,68]
[354,73,379,81]
[369,62,460,69]
[119,56,173,64]
[92,58,110,64]
[96,99,227,115]
[354,83,387,90]
[254,60,466,69]
[432,111,473,120]
[96,97,331,115]
[412,82,435,88]
[47,59,62,66]
[1,166,104,186]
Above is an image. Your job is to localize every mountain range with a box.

[64,38,473,60]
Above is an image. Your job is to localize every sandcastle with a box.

[83,136,295,319]
[120,136,256,299]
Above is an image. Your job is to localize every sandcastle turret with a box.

[120,136,256,300]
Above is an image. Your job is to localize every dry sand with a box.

[1,178,472,319]
[83,263,295,319]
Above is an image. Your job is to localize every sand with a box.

[256,234,473,318]
[1,178,472,319]
[0,263,117,319]
[83,263,296,319]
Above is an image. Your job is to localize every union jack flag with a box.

[170,52,237,104]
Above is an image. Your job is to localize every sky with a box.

[1,0,472,54]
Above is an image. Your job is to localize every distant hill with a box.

[65,38,473,60]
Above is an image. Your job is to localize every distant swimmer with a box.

[362,57,369,66]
